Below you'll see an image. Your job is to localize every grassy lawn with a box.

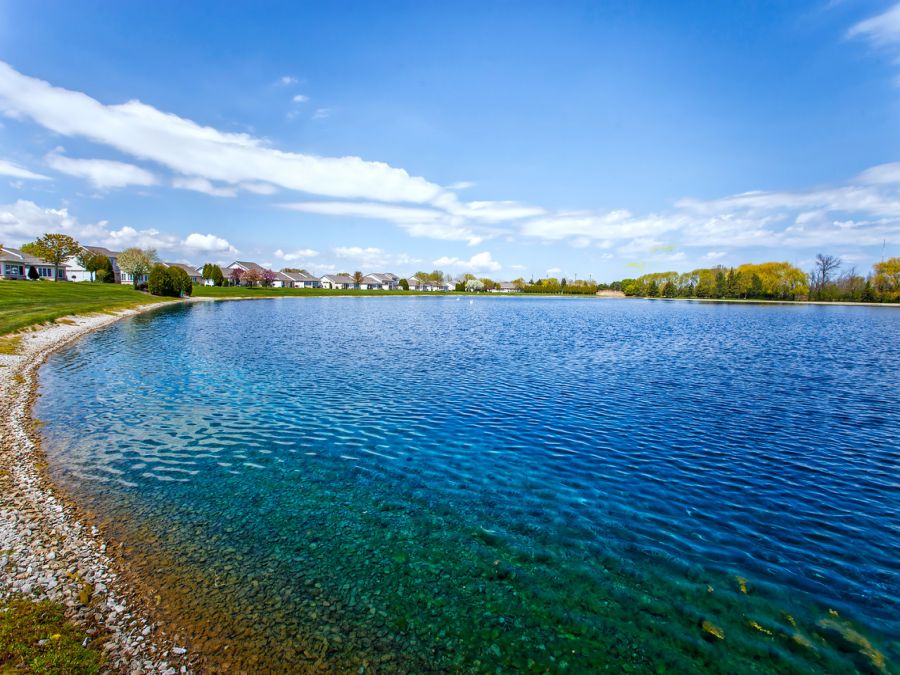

[0,597,102,673]
[193,285,460,298]
[0,280,169,336]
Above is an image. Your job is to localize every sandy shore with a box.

[0,301,197,674]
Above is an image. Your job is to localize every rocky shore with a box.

[0,304,194,673]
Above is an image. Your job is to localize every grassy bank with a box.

[192,286,460,298]
[0,597,102,673]
[0,281,169,336]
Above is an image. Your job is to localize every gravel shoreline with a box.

[0,302,197,674]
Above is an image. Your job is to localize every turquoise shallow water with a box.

[36,297,899,672]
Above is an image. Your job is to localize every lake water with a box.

[37,297,899,672]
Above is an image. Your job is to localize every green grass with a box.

[0,597,102,674]
[193,285,461,298]
[0,281,169,336]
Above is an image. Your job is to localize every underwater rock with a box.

[815,618,886,673]
[700,620,725,641]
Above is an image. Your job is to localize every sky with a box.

[0,1,899,282]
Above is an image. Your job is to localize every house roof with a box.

[281,270,319,282]
[231,260,268,273]
[322,274,356,284]
[85,246,121,258]
[165,262,201,276]
[366,272,398,282]
[498,282,519,290]
[0,246,63,267]
[273,271,292,281]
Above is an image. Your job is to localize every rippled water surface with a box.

[37,298,899,672]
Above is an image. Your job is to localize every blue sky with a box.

[1,0,899,281]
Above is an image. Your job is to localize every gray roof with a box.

[165,262,202,276]
[281,270,319,282]
[322,274,356,284]
[85,246,121,258]
[0,246,55,266]
[231,260,267,273]
[498,282,519,290]
[365,272,399,283]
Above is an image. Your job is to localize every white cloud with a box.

[703,251,727,260]
[45,149,157,189]
[275,247,319,261]
[292,94,309,103]
[279,76,298,86]
[333,246,420,269]
[0,61,443,204]
[172,177,237,198]
[0,158,49,180]
[0,200,77,241]
[312,107,331,120]
[545,267,562,276]
[848,3,900,47]
[183,232,237,254]
[432,251,501,272]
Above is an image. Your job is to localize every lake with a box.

[36,297,899,672]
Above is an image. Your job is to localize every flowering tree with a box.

[262,269,276,287]
[117,247,158,288]
[230,267,244,286]
[243,268,262,287]
[21,233,82,282]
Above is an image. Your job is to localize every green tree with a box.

[168,266,193,296]
[76,249,106,282]
[97,255,115,283]
[21,233,82,282]
[211,265,225,286]
[117,248,157,289]
[352,271,364,288]
[148,264,178,297]
[399,278,409,291]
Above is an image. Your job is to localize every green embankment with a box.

[0,281,168,336]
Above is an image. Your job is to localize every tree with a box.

[210,266,224,286]
[352,271,364,288]
[262,269,276,287]
[77,249,106,282]
[117,248,157,289]
[399,278,409,291]
[97,254,115,283]
[243,268,262,287]
[168,266,193,296]
[230,267,244,286]
[148,264,178,297]
[27,266,39,280]
[21,233,82,282]
[813,254,841,298]
[873,256,900,302]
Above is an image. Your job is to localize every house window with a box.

[4,264,22,276]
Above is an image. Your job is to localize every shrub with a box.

[399,278,409,291]
[169,266,193,296]
[95,269,110,283]
[148,264,178,297]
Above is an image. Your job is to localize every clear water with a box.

[36,298,899,673]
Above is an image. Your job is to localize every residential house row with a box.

[1,245,523,291]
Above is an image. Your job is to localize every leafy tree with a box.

[230,267,244,286]
[27,265,39,280]
[168,266,193,296]
[262,269,276,287]
[21,233,82,282]
[148,264,178,297]
[117,248,157,289]
[873,257,900,302]
[352,271,364,288]
[399,278,409,290]
[76,249,106,281]
[243,268,262,287]
[97,254,115,282]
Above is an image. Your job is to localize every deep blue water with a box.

[37,297,899,672]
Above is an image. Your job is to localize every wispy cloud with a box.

[312,107,331,119]
[292,94,309,103]
[46,148,157,189]
[278,76,298,86]
[0,158,50,180]
[275,247,319,261]
[172,176,237,198]
[848,3,900,47]
[432,251,501,272]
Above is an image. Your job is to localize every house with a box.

[165,263,203,286]
[225,260,270,285]
[281,270,321,288]
[489,282,522,293]
[406,275,426,291]
[405,275,447,291]
[360,272,400,290]
[320,274,356,289]
[1,246,68,280]
[196,265,231,286]
[63,246,123,282]
[271,271,293,288]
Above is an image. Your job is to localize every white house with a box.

[360,272,400,290]
[196,265,231,286]
[320,274,356,289]
[1,246,68,280]
[281,270,322,288]
[63,246,123,283]
[489,282,521,293]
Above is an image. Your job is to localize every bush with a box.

[399,278,409,291]
[168,266,193,297]
[95,269,110,283]
[148,264,178,297]
[98,255,115,282]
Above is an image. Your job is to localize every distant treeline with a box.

[611,257,899,303]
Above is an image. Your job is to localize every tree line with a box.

[614,256,900,303]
